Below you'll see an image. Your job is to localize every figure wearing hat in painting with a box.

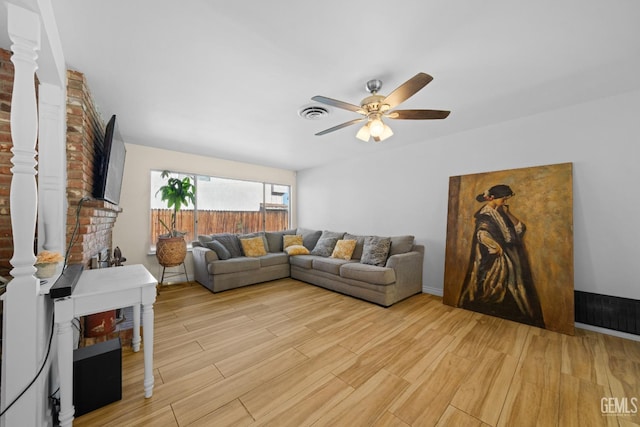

[458,184,545,328]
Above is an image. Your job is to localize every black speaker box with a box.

[73,338,122,416]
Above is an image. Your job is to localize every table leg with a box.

[132,304,141,352]
[55,299,75,427]
[142,302,154,398]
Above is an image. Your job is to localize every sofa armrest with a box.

[192,246,219,263]
[385,248,423,287]
[192,246,219,290]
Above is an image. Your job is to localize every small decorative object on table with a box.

[35,250,64,279]
[111,246,127,267]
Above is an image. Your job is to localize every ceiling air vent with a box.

[298,105,330,120]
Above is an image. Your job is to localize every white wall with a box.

[297,89,640,300]
[112,144,296,281]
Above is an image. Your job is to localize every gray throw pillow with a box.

[206,240,231,260]
[360,236,391,266]
[318,230,345,240]
[311,237,339,257]
[297,228,322,251]
[197,234,214,245]
[212,233,243,258]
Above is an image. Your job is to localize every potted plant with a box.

[155,170,195,267]
[35,250,64,279]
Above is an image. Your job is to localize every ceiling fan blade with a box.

[386,109,450,120]
[311,96,364,113]
[315,117,366,136]
[382,73,434,109]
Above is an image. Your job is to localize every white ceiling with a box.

[2,0,640,171]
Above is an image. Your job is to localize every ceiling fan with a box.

[312,72,450,142]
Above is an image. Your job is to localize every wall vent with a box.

[575,291,640,335]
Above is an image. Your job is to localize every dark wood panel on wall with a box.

[575,290,640,335]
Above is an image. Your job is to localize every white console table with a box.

[53,264,157,427]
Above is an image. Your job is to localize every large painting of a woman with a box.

[458,184,545,328]
[443,163,574,335]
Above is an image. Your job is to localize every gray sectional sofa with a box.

[191,228,424,307]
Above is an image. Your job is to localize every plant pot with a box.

[35,262,59,279]
[156,236,187,267]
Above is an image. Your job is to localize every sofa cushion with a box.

[265,229,296,252]
[311,237,339,257]
[259,252,289,267]
[289,254,315,269]
[283,234,303,249]
[208,257,260,275]
[297,228,322,251]
[239,236,268,257]
[285,245,310,256]
[313,257,354,275]
[206,240,231,260]
[389,235,415,256]
[360,236,391,266]
[344,233,365,260]
[212,233,243,258]
[340,262,396,285]
[331,239,357,260]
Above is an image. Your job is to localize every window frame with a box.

[149,169,291,252]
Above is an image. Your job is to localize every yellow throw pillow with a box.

[331,239,357,260]
[285,244,310,255]
[283,234,303,249]
[240,236,267,257]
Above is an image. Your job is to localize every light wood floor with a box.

[74,279,640,427]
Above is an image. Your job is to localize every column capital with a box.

[7,3,41,50]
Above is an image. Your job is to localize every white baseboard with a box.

[422,286,443,297]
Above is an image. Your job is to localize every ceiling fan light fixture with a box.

[369,116,385,138]
[379,123,393,141]
[356,124,371,142]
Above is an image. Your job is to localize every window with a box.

[150,170,290,250]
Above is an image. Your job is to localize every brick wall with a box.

[0,47,120,275]
[65,69,121,267]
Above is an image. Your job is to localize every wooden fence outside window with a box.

[150,209,289,244]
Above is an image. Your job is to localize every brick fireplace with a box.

[0,48,121,274]
[65,69,122,267]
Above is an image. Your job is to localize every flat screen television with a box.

[93,114,126,205]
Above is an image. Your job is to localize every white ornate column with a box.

[0,4,41,427]
[38,82,67,253]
